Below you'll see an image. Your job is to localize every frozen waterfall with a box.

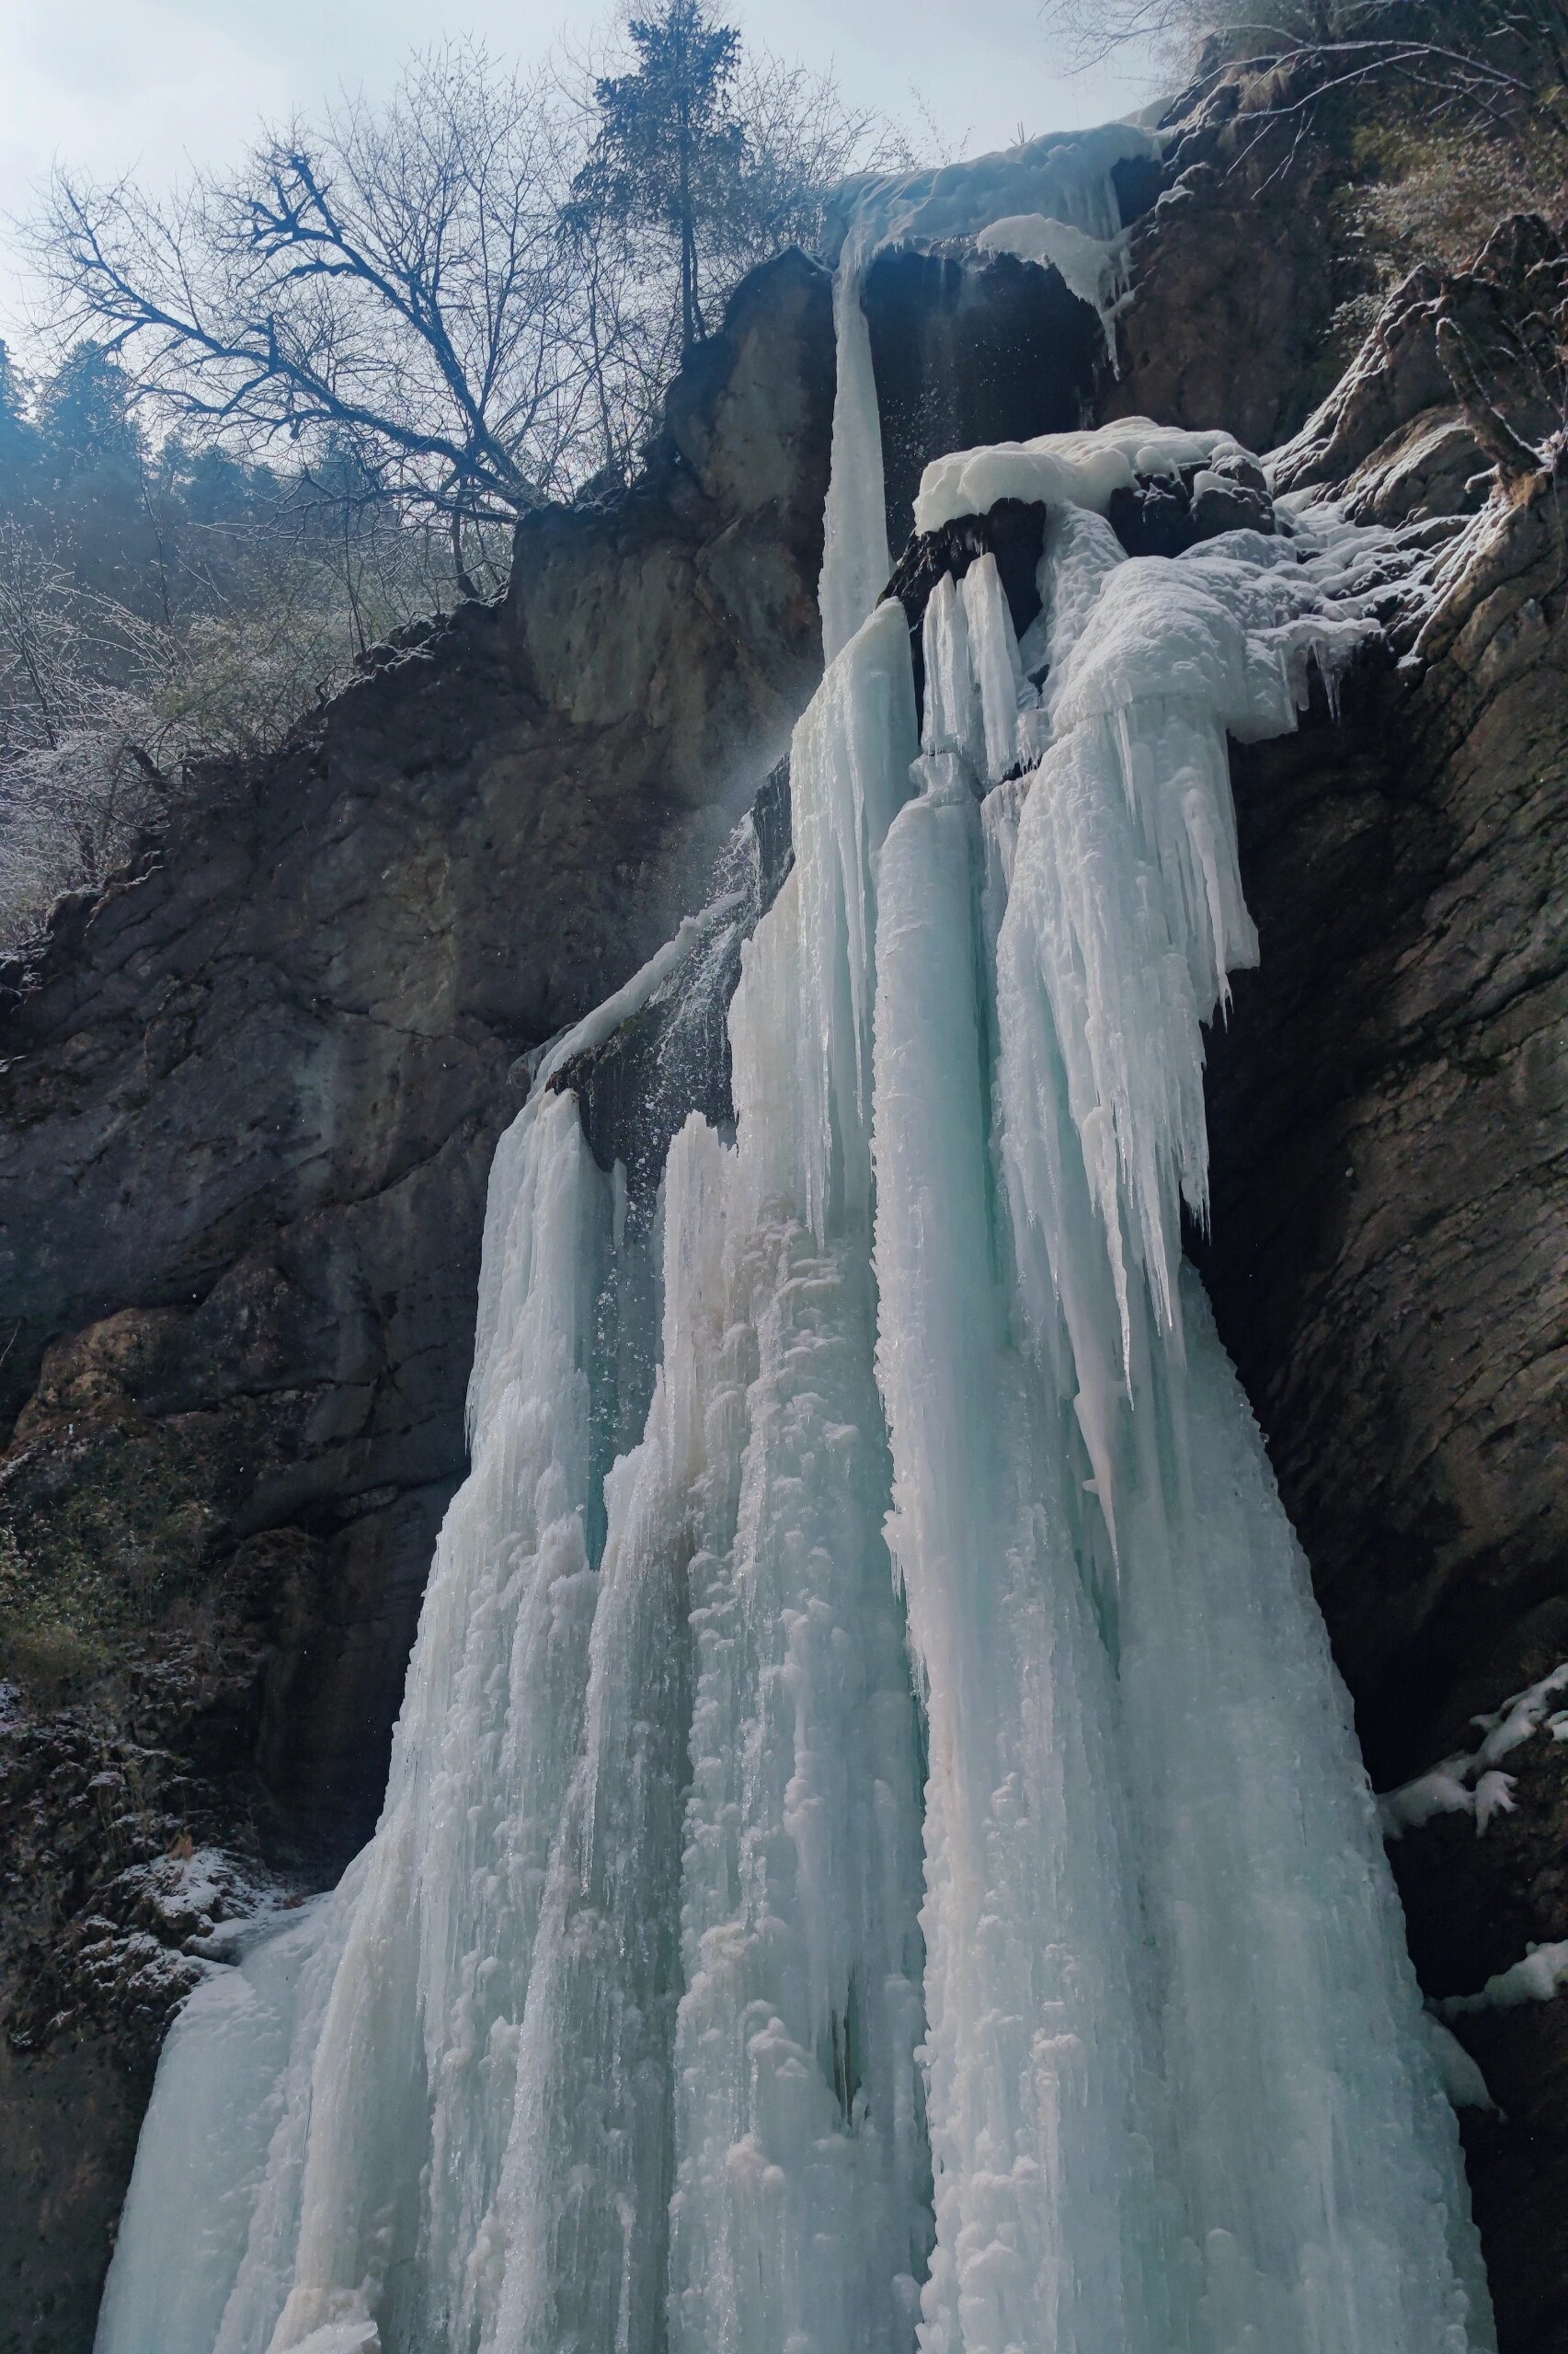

[97,128,1494,2354]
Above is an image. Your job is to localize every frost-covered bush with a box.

[0,524,173,945]
[0,489,501,948]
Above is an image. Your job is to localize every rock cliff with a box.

[2,71,1565,2354]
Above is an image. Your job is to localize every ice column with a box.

[954,467,1492,2353]
[663,603,932,2354]
[871,761,1182,2354]
[819,259,892,665]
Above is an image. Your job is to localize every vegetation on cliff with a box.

[0,7,895,949]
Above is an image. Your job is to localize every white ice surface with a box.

[832,122,1152,266]
[915,418,1249,536]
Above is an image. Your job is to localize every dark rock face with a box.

[1194,276,1568,2343]
[862,245,1104,557]
[1107,60,1356,451]
[1205,492,1568,1768]
[0,248,835,2351]
[547,759,794,1222]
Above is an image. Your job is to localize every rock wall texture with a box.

[1106,55,1358,450]
[2,63,1565,2354]
[0,249,834,2352]
[1198,336,1568,2354]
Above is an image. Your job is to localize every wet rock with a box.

[884,499,1049,642]
[861,244,1104,552]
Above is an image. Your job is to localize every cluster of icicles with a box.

[99,128,1495,2354]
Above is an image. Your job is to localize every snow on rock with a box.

[1438,1941,1568,2020]
[1419,2014,1502,2113]
[914,418,1250,537]
[974,214,1127,356]
[830,121,1154,268]
[1379,1659,1568,1839]
[1473,1659,1568,1764]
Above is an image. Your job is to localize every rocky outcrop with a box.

[1195,236,1568,2348]
[0,248,835,2351]
[860,245,1105,555]
[1108,57,1368,450]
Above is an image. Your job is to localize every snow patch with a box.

[1438,1941,1568,2020]
[1379,1659,1568,1839]
[914,418,1254,536]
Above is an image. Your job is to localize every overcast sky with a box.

[0,1,1162,344]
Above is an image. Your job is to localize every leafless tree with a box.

[6,29,904,936]
[28,43,590,587]
[0,504,453,943]
[723,54,913,267]
[0,525,173,937]
[1038,0,1568,135]
[29,34,907,557]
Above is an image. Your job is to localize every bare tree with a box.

[0,524,174,936]
[721,53,913,268]
[6,26,905,938]
[29,31,905,548]
[28,44,590,580]
[1038,0,1568,132]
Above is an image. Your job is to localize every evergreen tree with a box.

[574,2,748,355]
[36,343,143,491]
[0,342,37,509]
[33,344,150,599]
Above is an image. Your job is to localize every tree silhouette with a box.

[573,3,748,357]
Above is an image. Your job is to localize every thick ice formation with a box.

[975,216,1126,355]
[820,125,1152,661]
[914,420,1252,537]
[829,122,1151,269]
[98,127,1495,2354]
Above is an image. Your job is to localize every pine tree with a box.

[36,344,143,488]
[0,341,38,513]
[34,344,150,597]
[574,2,748,357]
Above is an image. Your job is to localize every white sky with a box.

[0,0,1162,346]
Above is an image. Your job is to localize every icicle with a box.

[871,782,1180,2354]
[819,262,892,663]
[958,555,1028,786]
[785,599,918,1239]
[98,1088,614,2354]
[921,574,986,780]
